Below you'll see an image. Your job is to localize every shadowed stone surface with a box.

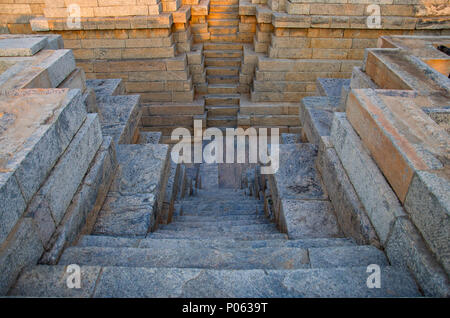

[280,199,342,239]
[9,265,101,297]
[330,113,406,244]
[309,246,388,268]
[269,143,326,201]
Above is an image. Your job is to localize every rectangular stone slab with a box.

[0,89,87,203]
[0,37,47,57]
[280,199,342,239]
[330,113,406,244]
[346,89,447,202]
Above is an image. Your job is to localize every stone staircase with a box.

[9,153,421,296]
[204,0,242,128]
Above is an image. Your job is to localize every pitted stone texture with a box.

[309,246,388,268]
[330,113,406,244]
[138,131,162,144]
[270,143,326,201]
[58,246,310,270]
[317,146,380,246]
[38,113,102,225]
[0,89,87,203]
[0,37,47,57]
[93,193,156,237]
[386,217,450,297]
[0,219,44,295]
[86,79,125,97]
[280,199,342,239]
[9,266,421,298]
[404,170,450,275]
[97,95,141,146]
[0,172,26,246]
[9,265,101,297]
[316,78,350,98]
[110,144,169,195]
[281,133,301,144]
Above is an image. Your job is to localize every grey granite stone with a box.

[9,266,420,298]
[138,131,162,144]
[111,144,169,195]
[86,79,125,97]
[148,231,288,240]
[404,170,450,275]
[9,265,101,297]
[40,137,117,265]
[0,37,47,56]
[330,113,406,244]
[300,105,334,145]
[281,133,302,144]
[385,217,450,297]
[11,90,87,203]
[35,49,76,87]
[279,266,420,298]
[93,208,153,238]
[0,219,44,295]
[161,223,278,233]
[94,267,203,297]
[58,246,309,270]
[317,146,380,246]
[316,78,350,98]
[39,114,102,224]
[280,199,342,239]
[24,195,56,246]
[0,172,26,246]
[97,95,141,146]
[269,143,326,202]
[309,246,388,268]
[78,235,141,248]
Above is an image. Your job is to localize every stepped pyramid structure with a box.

[0,1,449,297]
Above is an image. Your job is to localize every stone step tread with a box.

[78,235,356,249]
[316,78,350,98]
[207,83,239,88]
[173,215,268,222]
[160,223,278,233]
[58,246,309,270]
[147,231,288,240]
[10,266,420,297]
[86,78,124,97]
[167,219,272,226]
[205,93,241,98]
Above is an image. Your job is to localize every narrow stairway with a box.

[204,0,242,128]
[9,156,421,297]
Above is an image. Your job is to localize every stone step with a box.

[203,50,242,58]
[86,78,125,97]
[208,12,239,19]
[92,144,169,237]
[168,218,272,227]
[207,83,238,94]
[203,42,243,51]
[58,246,309,270]
[210,0,239,4]
[97,95,141,146]
[207,75,239,84]
[147,231,288,240]
[174,214,267,222]
[78,235,356,249]
[207,105,239,116]
[160,223,278,233]
[207,116,237,127]
[209,26,238,35]
[308,245,389,268]
[210,5,239,13]
[207,19,239,27]
[10,266,421,297]
[210,34,239,42]
[205,94,240,105]
[316,78,350,99]
[205,57,241,67]
[206,66,239,76]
